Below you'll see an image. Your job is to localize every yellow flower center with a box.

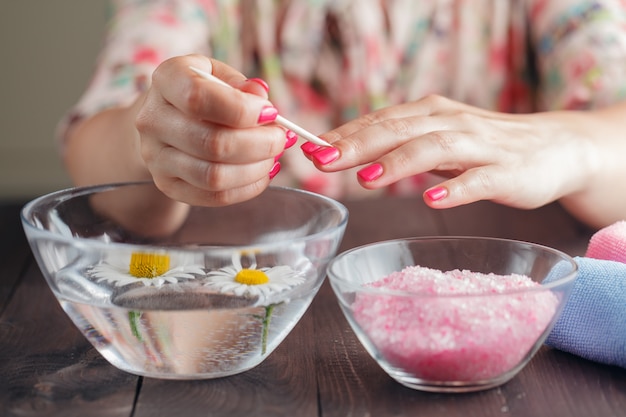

[235,269,269,285]
[129,252,170,278]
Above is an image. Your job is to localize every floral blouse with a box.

[59,0,626,199]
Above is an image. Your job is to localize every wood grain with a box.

[133,302,320,417]
[1,197,624,417]
[0,203,138,417]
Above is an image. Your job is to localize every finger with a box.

[137,100,286,163]
[146,145,276,192]
[351,129,503,190]
[424,165,553,210]
[312,115,498,172]
[321,95,484,143]
[422,166,512,209]
[322,101,435,144]
[153,55,275,128]
[154,175,270,207]
[208,59,272,99]
[307,116,435,170]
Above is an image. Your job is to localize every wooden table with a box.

[1,196,625,417]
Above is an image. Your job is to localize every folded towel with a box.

[585,220,626,263]
[545,222,626,368]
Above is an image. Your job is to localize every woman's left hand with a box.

[303,94,599,210]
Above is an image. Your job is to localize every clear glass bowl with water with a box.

[21,182,348,379]
[327,237,578,393]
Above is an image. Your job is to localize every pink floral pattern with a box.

[59,0,626,199]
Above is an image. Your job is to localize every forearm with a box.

[64,97,148,187]
[557,102,626,229]
[64,96,189,236]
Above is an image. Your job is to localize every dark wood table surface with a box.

[1,195,625,417]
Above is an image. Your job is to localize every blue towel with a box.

[545,256,626,368]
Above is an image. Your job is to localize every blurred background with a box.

[1,1,109,199]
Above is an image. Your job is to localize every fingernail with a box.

[285,130,298,149]
[269,161,281,179]
[258,106,278,124]
[248,77,270,93]
[425,186,448,202]
[312,147,340,165]
[301,142,322,154]
[357,163,383,182]
[274,151,284,162]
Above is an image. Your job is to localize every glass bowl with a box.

[21,182,348,379]
[327,237,577,393]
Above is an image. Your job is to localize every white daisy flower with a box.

[205,252,304,305]
[89,251,205,287]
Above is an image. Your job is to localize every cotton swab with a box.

[189,66,332,147]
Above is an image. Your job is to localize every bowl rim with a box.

[326,236,578,298]
[20,181,349,253]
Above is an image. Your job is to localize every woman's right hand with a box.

[135,54,293,206]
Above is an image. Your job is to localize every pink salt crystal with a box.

[353,266,558,382]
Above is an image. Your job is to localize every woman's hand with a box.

[136,54,293,206]
[304,94,601,212]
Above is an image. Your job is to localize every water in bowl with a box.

[52,267,313,379]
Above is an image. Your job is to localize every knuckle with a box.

[151,62,167,84]
[143,142,169,167]
[420,93,449,108]
[429,130,457,153]
[474,169,496,192]
[381,117,413,138]
[205,190,231,206]
[153,177,179,199]
[392,151,414,174]
[202,162,224,190]
[457,169,497,200]
[360,111,385,126]
[449,169,496,203]
[349,111,388,133]
[184,79,209,115]
[134,109,150,133]
[455,111,479,125]
[200,129,233,158]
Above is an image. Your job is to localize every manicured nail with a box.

[274,151,284,162]
[312,147,340,165]
[269,161,281,179]
[357,163,383,182]
[425,186,448,202]
[248,77,269,93]
[258,106,278,124]
[285,130,298,149]
[301,142,322,154]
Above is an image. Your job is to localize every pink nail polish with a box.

[274,151,284,162]
[269,161,281,179]
[425,186,448,202]
[248,77,269,93]
[301,142,322,155]
[285,130,298,149]
[357,163,383,182]
[258,106,278,124]
[312,147,340,165]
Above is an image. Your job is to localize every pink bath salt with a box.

[352,266,559,382]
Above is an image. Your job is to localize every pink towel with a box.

[585,220,626,262]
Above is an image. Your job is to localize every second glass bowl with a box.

[327,237,577,392]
